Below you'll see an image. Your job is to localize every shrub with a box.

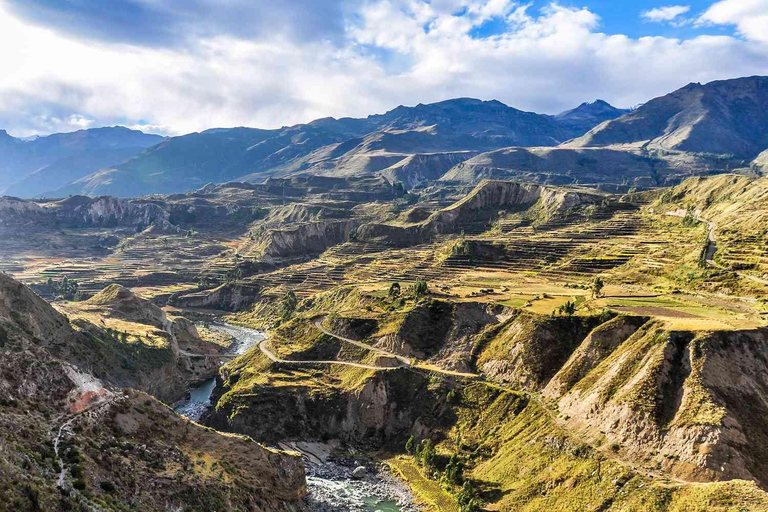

[411,280,429,297]
[405,435,415,455]
[558,301,576,316]
[99,481,116,493]
[279,291,298,321]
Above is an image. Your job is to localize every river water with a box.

[174,322,416,511]
[173,323,265,421]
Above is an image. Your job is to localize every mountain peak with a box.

[553,100,629,133]
[566,75,768,158]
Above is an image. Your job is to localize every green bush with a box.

[99,481,116,493]
[405,435,415,455]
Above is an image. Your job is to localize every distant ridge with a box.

[0,126,164,197]
[44,98,624,198]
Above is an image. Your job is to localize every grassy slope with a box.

[444,383,768,511]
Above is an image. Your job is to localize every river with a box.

[174,322,416,511]
[173,323,265,421]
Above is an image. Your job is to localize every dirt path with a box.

[313,316,412,365]
[54,397,118,490]
[258,338,397,371]
[314,316,479,378]
[665,211,768,285]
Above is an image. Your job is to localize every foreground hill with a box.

[47,98,623,197]
[0,127,164,197]
[0,273,305,510]
[567,76,768,158]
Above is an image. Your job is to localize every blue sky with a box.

[0,0,766,136]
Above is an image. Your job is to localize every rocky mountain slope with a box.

[566,76,768,158]
[0,126,163,197]
[440,145,733,188]
[0,273,305,510]
[442,76,768,189]
[45,98,621,197]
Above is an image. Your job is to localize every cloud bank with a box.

[0,0,767,136]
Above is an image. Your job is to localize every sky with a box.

[1,0,767,137]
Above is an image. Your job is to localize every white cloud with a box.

[641,5,691,22]
[0,1,767,137]
[699,0,768,42]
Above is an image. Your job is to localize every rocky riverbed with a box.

[305,457,418,511]
[281,442,418,511]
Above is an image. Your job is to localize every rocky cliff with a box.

[466,308,768,487]
[0,194,177,233]
[356,180,600,246]
[57,283,223,402]
[0,274,306,511]
[555,324,768,486]
[170,282,262,311]
[257,219,358,260]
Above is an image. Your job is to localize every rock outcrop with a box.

[170,283,262,311]
[257,219,358,260]
[356,180,601,246]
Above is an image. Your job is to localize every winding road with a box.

[313,317,412,366]
[311,316,479,378]
[666,210,768,285]
[257,337,398,371]
[172,315,478,378]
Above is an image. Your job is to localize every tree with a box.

[443,454,464,486]
[405,435,415,455]
[412,280,429,297]
[457,482,481,512]
[388,282,401,300]
[591,276,604,298]
[417,439,436,470]
[279,291,298,321]
[559,300,576,316]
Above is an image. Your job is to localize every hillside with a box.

[0,127,163,197]
[566,76,768,158]
[355,179,604,246]
[210,289,768,510]
[0,274,305,510]
[652,174,768,280]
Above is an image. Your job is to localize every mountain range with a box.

[0,127,164,197]
[2,75,768,198]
